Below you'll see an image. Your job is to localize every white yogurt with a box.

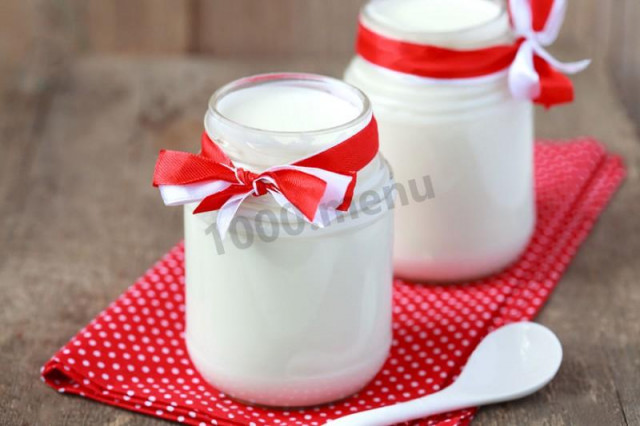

[366,0,502,34]
[345,0,535,281]
[217,82,361,132]
[184,74,394,407]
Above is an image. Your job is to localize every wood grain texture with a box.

[0,50,638,425]
[81,0,193,54]
[0,0,78,96]
[193,0,366,57]
[559,0,640,130]
[0,0,32,89]
[2,0,639,124]
[609,0,640,128]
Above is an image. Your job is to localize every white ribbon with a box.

[158,165,353,238]
[508,0,591,101]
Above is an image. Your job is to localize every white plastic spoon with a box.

[328,322,562,426]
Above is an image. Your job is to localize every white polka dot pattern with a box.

[41,141,625,426]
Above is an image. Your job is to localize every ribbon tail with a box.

[336,173,357,212]
[215,192,253,239]
[534,44,591,75]
[533,54,575,107]
[193,185,251,214]
[158,181,232,206]
[554,58,591,75]
[302,167,354,211]
[509,40,541,101]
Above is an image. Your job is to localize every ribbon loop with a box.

[507,0,591,105]
[153,119,379,238]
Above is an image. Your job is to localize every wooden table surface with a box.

[1,53,638,426]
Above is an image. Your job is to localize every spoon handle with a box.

[327,387,470,426]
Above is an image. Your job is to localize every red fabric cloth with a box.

[42,140,625,425]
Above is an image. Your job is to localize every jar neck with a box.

[204,73,373,172]
[360,0,512,49]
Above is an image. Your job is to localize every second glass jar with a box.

[345,0,535,282]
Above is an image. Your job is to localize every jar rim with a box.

[206,72,372,137]
[360,0,507,40]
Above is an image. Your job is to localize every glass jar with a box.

[184,73,394,407]
[344,0,535,282]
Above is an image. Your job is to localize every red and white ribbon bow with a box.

[355,0,590,106]
[508,0,590,103]
[153,118,379,237]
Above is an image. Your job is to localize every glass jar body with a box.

[345,58,535,281]
[184,201,393,407]
[183,73,394,407]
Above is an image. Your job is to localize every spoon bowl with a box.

[328,322,562,426]
[450,321,563,401]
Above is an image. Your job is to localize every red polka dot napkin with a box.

[42,140,625,426]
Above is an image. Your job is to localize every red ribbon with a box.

[521,0,555,32]
[357,22,522,80]
[355,0,575,107]
[153,118,379,221]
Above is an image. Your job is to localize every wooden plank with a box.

[0,0,78,96]
[193,0,366,57]
[0,0,32,92]
[2,0,640,126]
[82,0,193,54]
[611,0,640,127]
[559,0,640,127]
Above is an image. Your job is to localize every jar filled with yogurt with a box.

[156,74,394,407]
[345,0,535,281]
